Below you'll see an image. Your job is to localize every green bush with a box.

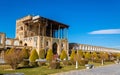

[78,50,83,59]
[75,52,88,66]
[99,52,109,61]
[29,49,39,67]
[95,58,101,63]
[21,48,29,66]
[78,59,88,66]
[85,52,91,60]
[46,49,53,62]
[39,49,45,59]
[91,52,98,62]
[21,48,29,59]
[70,50,76,64]
[60,50,68,60]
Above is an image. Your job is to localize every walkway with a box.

[55,64,120,75]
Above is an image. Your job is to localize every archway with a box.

[52,43,57,54]
[14,40,19,46]
[24,43,27,46]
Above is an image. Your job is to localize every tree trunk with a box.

[101,59,104,66]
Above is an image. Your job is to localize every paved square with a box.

[56,64,120,75]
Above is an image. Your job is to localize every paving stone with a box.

[56,64,120,75]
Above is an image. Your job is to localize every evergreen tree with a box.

[29,49,39,67]
[46,49,53,62]
[70,50,76,64]
[29,49,39,62]
[39,49,45,59]
[21,48,29,59]
[21,48,29,66]
[99,52,109,61]
[78,50,83,59]
[99,52,109,65]
[104,52,109,61]
[85,52,91,60]
[60,50,68,60]
[91,52,98,62]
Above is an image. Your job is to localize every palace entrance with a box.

[52,43,57,54]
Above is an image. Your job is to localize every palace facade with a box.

[0,15,69,56]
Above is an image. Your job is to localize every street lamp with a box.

[75,45,79,69]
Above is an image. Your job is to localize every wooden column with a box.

[50,23,52,37]
[62,28,64,39]
[58,25,60,39]
[38,23,40,35]
[63,28,65,39]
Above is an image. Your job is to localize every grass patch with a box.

[0,61,114,75]
[0,65,85,75]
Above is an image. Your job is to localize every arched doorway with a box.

[52,43,57,54]
[24,43,27,46]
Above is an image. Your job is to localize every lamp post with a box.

[75,45,79,69]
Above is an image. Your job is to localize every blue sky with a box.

[0,0,120,49]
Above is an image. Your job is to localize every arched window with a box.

[20,26,23,30]
[61,43,64,47]
[14,40,19,46]
[24,43,27,46]
[6,40,11,45]
[61,43,64,50]
[46,41,49,46]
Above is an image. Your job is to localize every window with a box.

[46,41,49,46]
[6,40,11,45]
[24,43,27,46]
[20,26,23,30]
[14,40,19,46]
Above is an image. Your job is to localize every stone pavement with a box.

[54,64,120,75]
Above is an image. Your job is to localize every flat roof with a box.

[20,15,69,28]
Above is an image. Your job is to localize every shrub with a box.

[21,48,29,59]
[60,50,68,60]
[78,50,83,59]
[112,53,118,60]
[95,58,101,63]
[116,53,120,60]
[38,62,46,66]
[21,48,29,66]
[70,50,76,64]
[99,52,109,61]
[39,49,45,59]
[75,53,88,66]
[78,59,88,66]
[46,49,53,62]
[104,52,109,61]
[29,49,39,67]
[91,52,98,62]
[85,52,91,60]
[4,48,23,70]
[62,60,72,66]
[49,61,61,69]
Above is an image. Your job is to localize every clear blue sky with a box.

[0,0,120,49]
